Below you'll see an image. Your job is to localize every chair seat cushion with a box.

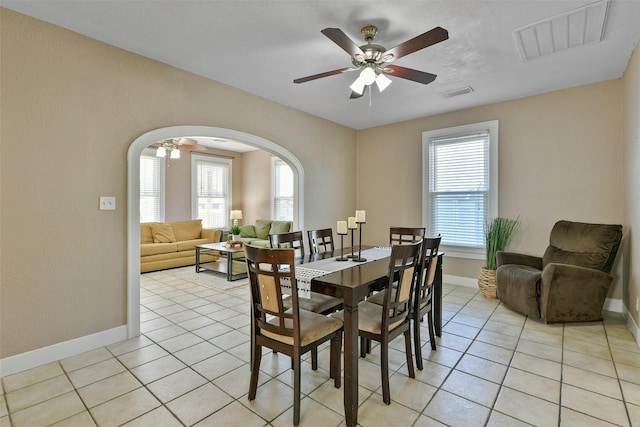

[263,309,343,347]
[496,264,542,318]
[283,292,343,314]
[332,301,404,334]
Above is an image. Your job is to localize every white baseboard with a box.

[444,274,478,288]
[626,310,640,349]
[0,326,128,377]
[445,274,624,314]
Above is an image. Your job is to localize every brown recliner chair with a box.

[496,220,622,323]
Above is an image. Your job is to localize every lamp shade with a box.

[230,210,243,220]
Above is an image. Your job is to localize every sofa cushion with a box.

[254,220,273,240]
[140,223,155,244]
[176,239,213,252]
[141,242,178,256]
[152,223,176,243]
[240,225,257,238]
[269,221,292,235]
[171,219,203,241]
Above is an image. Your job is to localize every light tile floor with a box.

[2,268,640,426]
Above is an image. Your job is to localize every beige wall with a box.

[0,9,356,359]
[242,150,273,222]
[623,44,640,328]
[356,80,625,298]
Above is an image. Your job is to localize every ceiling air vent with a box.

[514,0,609,61]
[441,86,474,99]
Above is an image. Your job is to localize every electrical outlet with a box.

[99,196,116,210]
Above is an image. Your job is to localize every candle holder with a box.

[336,232,348,261]
[353,221,367,262]
[347,227,356,258]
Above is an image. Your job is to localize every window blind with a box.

[273,159,294,221]
[194,158,230,228]
[140,154,163,222]
[428,131,490,248]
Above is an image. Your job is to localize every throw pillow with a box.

[269,221,292,235]
[171,219,202,241]
[151,223,176,243]
[254,219,273,240]
[240,225,257,238]
[140,223,155,244]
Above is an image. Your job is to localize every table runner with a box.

[282,247,392,298]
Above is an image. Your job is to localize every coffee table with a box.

[195,242,247,281]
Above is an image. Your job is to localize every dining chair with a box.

[366,226,426,307]
[413,235,441,370]
[332,240,422,404]
[307,228,335,254]
[269,231,306,258]
[245,245,343,426]
[389,226,426,245]
[270,231,343,313]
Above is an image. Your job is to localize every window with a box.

[422,120,498,258]
[139,149,165,222]
[273,158,294,221]
[192,155,232,228]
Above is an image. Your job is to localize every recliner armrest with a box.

[540,263,613,323]
[496,251,542,270]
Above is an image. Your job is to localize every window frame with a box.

[191,154,232,229]
[422,120,499,259]
[139,148,165,222]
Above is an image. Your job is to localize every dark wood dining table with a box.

[301,247,444,427]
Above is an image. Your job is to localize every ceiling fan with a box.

[155,137,207,159]
[294,24,448,99]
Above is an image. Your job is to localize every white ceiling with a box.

[4,0,640,131]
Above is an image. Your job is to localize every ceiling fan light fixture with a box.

[359,66,376,85]
[170,148,181,159]
[375,73,392,92]
[350,77,366,95]
[156,146,166,157]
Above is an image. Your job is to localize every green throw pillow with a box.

[240,225,256,238]
[254,219,273,240]
[269,221,292,234]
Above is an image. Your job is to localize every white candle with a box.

[355,210,366,223]
[348,217,357,229]
[337,220,347,235]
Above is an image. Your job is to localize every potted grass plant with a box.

[230,224,242,242]
[478,216,520,298]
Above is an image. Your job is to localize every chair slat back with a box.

[245,245,299,341]
[390,227,426,246]
[269,231,305,258]
[383,241,423,329]
[415,235,442,311]
[307,228,335,254]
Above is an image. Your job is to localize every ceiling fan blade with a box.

[383,27,448,61]
[177,137,208,151]
[294,67,352,84]
[321,28,365,57]
[350,85,367,99]
[384,65,437,85]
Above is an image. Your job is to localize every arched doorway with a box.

[126,126,305,337]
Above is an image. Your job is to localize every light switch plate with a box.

[100,196,116,210]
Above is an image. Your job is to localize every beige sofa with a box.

[140,219,221,273]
